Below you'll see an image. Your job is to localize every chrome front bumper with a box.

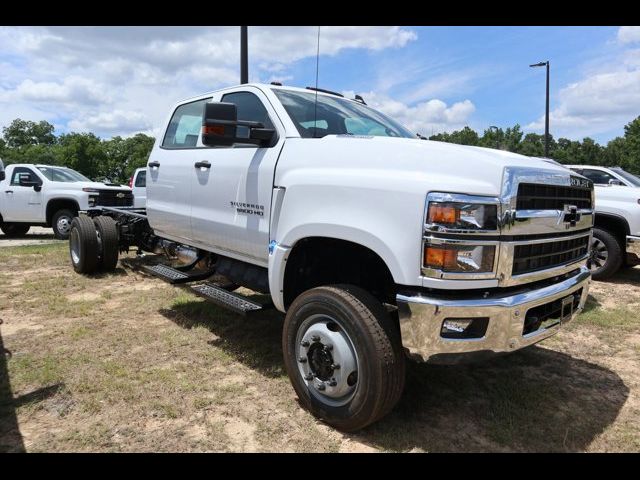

[396,266,591,363]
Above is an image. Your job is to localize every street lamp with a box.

[489,125,499,149]
[529,61,550,157]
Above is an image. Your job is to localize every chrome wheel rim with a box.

[70,228,81,265]
[295,314,359,407]
[57,216,72,235]
[587,237,609,272]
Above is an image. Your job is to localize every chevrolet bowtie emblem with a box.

[559,205,580,228]
[116,192,125,199]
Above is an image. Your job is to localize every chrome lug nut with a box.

[328,380,337,387]
[316,383,326,391]
[331,363,340,370]
[311,335,320,342]
[298,357,307,363]
[301,341,310,347]
[304,374,313,381]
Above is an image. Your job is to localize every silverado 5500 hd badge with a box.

[230,201,264,216]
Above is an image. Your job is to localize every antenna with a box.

[313,26,320,138]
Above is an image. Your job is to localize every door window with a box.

[580,169,616,185]
[135,170,146,187]
[220,91,275,140]
[162,98,210,148]
[11,167,40,186]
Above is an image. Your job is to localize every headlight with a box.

[424,243,496,273]
[426,193,499,232]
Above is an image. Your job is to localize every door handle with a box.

[5,190,13,194]
[148,161,160,168]
[194,161,211,169]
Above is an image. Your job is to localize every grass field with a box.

[1,242,639,452]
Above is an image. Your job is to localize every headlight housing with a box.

[422,192,500,279]
[425,193,499,233]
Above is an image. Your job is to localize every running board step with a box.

[190,282,266,316]
[141,263,214,284]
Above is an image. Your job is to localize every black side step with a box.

[190,282,266,316]
[141,264,214,284]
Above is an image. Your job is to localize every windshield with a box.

[611,167,640,187]
[37,166,91,183]
[273,89,415,139]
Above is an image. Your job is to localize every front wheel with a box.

[587,228,623,280]
[282,285,405,432]
[52,209,76,240]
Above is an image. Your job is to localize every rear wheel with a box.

[282,284,405,432]
[0,223,30,238]
[94,216,119,272]
[52,209,76,240]
[587,228,623,280]
[69,215,99,274]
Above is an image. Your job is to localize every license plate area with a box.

[560,294,575,323]
[522,289,582,336]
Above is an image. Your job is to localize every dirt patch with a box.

[1,244,639,452]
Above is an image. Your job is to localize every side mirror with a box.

[609,179,623,186]
[18,173,42,191]
[201,102,276,148]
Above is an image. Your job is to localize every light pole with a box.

[489,125,499,149]
[530,61,550,157]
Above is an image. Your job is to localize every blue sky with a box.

[1,26,639,143]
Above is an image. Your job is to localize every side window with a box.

[135,170,146,188]
[581,169,616,185]
[162,98,210,148]
[220,91,275,138]
[11,167,40,186]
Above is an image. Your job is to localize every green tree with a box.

[430,126,480,146]
[2,119,56,148]
[55,132,106,180]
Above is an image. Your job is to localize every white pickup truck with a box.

[0,164,134,239]
[67,83,593,431]
[563,165,640,279]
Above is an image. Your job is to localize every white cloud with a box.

[618,26,640,44]
[344,90,476,135]
[0,26,416,139]
[68,110,153,136]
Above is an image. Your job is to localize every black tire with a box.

[69,215,99,274]
[93,216,119,272]
[52,209,76,240]
[0,223,30,238]
[282,284,405,432]
[588,227,623,280]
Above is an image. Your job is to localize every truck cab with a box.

[564,164,640,278]
[67,83,594,431]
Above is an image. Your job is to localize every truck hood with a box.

[51,181,131,191]
[279,136,572,196]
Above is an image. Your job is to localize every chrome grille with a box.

[97,189,134,207]
[512,235,590,275]
[516,183,592,210]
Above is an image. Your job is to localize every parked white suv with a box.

[128,167,146,208]
[564,165,640,279]
[0,164,134,239]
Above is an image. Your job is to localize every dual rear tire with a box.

[69,215,119,274]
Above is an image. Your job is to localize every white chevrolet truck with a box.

[563,165,640,279]
[0,164,134,239]
[67,83,593,431]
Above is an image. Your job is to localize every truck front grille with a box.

[512,235,589,275]
[97,190,134,207]
[516,183,592,210]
